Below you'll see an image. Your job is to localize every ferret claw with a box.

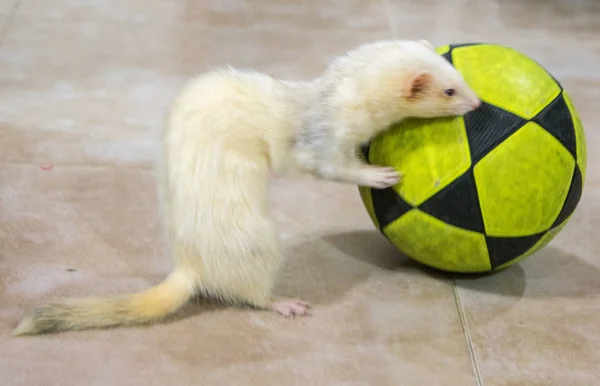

[359,166,402,189]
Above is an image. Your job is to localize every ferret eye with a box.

[445,88,455,96]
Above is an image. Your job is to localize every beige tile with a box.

[387,0,600,83]
[0,165,168,278]
[17,0,388,31]
[0,13,389,83]
[16,0,177,22]
[0,1,11,34]
[562,79,600,181]
[0,164,476,385]
[494,0,600,35]
[388,0,600,40]
[0,17,387,168]
[388,0,503,42]
[0,0,15,14]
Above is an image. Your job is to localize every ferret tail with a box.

[13,269,196,336]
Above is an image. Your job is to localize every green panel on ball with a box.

[367,116,471,207]
[493,219,569,271]
[383,209,491,273]
[563,91,587,183]
[474,122,575,237]
[451,44,561,119]
[435,45,451,56]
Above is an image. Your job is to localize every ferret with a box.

[13,39,480,336]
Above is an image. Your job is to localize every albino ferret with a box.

[14,39,480,335]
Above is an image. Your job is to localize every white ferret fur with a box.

[14,39,480,335]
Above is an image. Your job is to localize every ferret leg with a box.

[233,276,311,318]
[242,293,311,317]
[316,143,401,189]
[202,230,311,318]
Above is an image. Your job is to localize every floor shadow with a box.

[458,245,600,299]
[450,245,600,329]
[318,229,600,300]
[453,264,527,298]
[321,229,456,280]
[321,229,408,270]
[273,229,457,306]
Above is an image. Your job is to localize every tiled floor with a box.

[0,1,599,385]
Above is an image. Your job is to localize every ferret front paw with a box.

[358,166,401,189]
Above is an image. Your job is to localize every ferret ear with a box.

[405,72,432,98]
[418,40,435,51]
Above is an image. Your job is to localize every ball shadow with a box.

[457,245,600,299]
[275,228,600,304]
[273,229,454,305]
[452,245,600,328]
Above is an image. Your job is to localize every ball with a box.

[358,43,587,273]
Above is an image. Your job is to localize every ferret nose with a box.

[472,99,481,109]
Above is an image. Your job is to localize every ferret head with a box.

[397,40,481,118]
[336,40,482,124]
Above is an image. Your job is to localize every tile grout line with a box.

[0,0,21,44]
[380,0,397,38]
[453,281,484,386]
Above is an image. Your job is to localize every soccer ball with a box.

[358,43,587,273]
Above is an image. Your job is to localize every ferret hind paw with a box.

[270,298,311,318]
